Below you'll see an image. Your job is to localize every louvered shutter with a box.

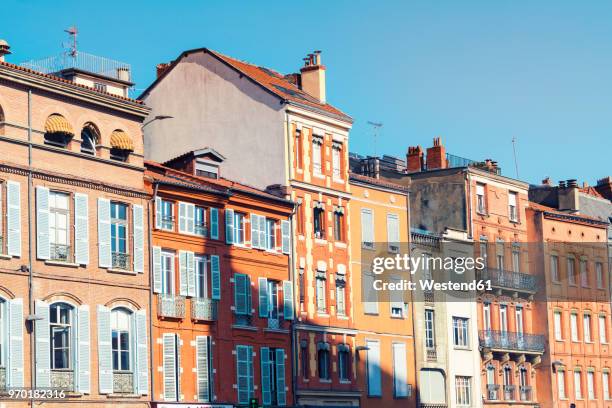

[210,208,219,239]
[187,251,196,297]
[283,280,294,320]
[260,347,271,405]
[366,340,381,396]
[133,204,144,273]
[178,202,187,233]
[251,214,260,249]
[225,209,234,244]
[135,310,148,395]
[275,348,287,406]
[163,333,177,401]
[153,246,162,293]
[7,181,21,257]
[196,336,210,402]
[361,209,374,247]
[77,305,90,394]
[258,277,269,317]
[186,203,195,234]
[259,216,267,250]
[74,193,89,265]
[235,273,248,315]
[179,250,188,296]
[281,220,291,254]
[236,345,252,404]
[210,255,221,300]
[35,186,50,260]
[155,197,162,229]
[392,342,408,397]
[97,198,111,268]
[8,298,24,387]
[97,305,113,394]
[34,300,50,388]
[387,213,400,251]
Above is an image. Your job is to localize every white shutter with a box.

[36,186,50,260]
[135,310,148,395]
[179,250,188,296]
[387,213,400,251]
[178,202,187,233]
[7,298,24,387]
[259,216,267,250]
[74,193,89,265]
[97,198,111,268]
[366,340,381,396]
[153,246,162,293]
[186,203,195,234]
[210,208,219,239]
[275,348,287,406]
[155,197,162,229]
[251,214,260,249]
[97,305,113,394]
[34,300,50,388]
[225,209,234,244]
[163,333,178,401]
[196,336,210,402]
[281,220,291,254]
[258,277,269,318]
[7,181,21,257]
[133,204,145,273]
[283,280,294,320]
[77,305,91,394]
[392,342,408,397]
[210,255,221,300]
[361,208,374,247]
[260,347,271,405]
[187,251,196,297]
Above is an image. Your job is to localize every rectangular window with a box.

[600,315,608,343]
[554,311,563,340]
[580,260,588,287]
[300,342,309,379]
[366,340,381,397]
[584,314,592,342]
[568,258,576,285]
[508,191,518,221]
[333,211,344,242]
[575,370,582,399]
[455,376,472,406]
[195,161,219,179]
[50,304,72,369]
[332,144,342,179]
[480,240,488,263]
[265,219,276,250]
[499,304,508,333]
[236,345,254,404]
[161,250,175,295]
[551,255,560,282]
[483,303,491,331]
[49,191,70,262]
[476,184,486,214]
[571,313,579,341]
[233,212,245,245]
[316,274,326,313]
[195,206,207,236]
[313,207,325,239]
[588,371,595,399]
[312,137,323,175]
[336,279,346,316]
[604,372,610,400]
[452,317,469,347]
[392,343,409,397]
[512,249,520,273]
[558,370,566,399]
[296,203,304,235]
[160,199,174,230]
[387,213,400,253]
[361,208,374,249]
[111,202,129,270]
[295,129,303,169]
[596,262,604,289]
[195,255,208,298]
[425,309,435,348]
[516,306,524,335]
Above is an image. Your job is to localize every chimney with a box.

[406,145,424,172]
[558,179,579,212]
[284,73,301,87]
[0,40,11,62]
[116,67,130,82]
[542,177,552,186]
[300,50,326,103]
[595,176,612,200]
[156,62,171,78]
[425,137,448,170]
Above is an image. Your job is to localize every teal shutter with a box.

[283,280,294,320]
[210,208,219,239]
[6,181,21,257]
[132,204,145,273]
[97,198,111,268]
[35,186,50,260]
[210,255,221,300]
[74,193,89,265]
[97,305,113,394]
[34,300,50,389]
[135,310,148,395]
[281,220,291,254]
[260,347,271,405]
[77,305,90,394]
[152,246,162,293]
[179,250,188,296]
[275,349,287,406]
[225,209,234,244]
[236,345,253,404]
[258,277,269,317]
[235,273,248,315]
[8,298,24,387]
[196,336,211,402]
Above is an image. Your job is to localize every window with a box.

[480,240,488,264]
[387,213,400,253]
[80,123,99,155]
[336,276,346,316]
[313,207,325,239]
[551,255,560,282]
[575,370,582,399]
[512,248,520,272]
[584,314,592,342]
[296,202,304,235]
[315,273,326,313]
[195,161,219,179]
[486,364,495,386]
[452,317,469,347]
[580,260,588,287]
[571,313,579,341]
[300,340,309,379]
[295,129,303,169]
[366,340,381,396]
[496,253,505,271]
[312,136,323,175]
[265,219,276,250]
[476,184,486,214]
[333,211,344,242]
[161,250,175,294]
[600,315,608,343]
[508,191,518,221]
[111,202,129,269]
[111,308,131,372]
[503,365,512,387]
[93,82,107,93]
[392,343,409,397]
[516,306,524,336]
[455,376,471,406]
[110,148,129,162]
[554,311,563,340]
[499,304,508,333]
[50,303,72,370]
[235,344,254,404]
[233,212,245,244]
[483,303,491,331]
[317,343,330,380]
[568,257,576,285]
[588,370,595,399]
[596,262,604,289]
[49,191,70,262]
[338,345,350,382]
[266,280,279,323]
[195,206,207,236]
[361,208,374,249]
[604,371,610,400]
[160,200,174,231]
[558,370,566,399]
[195,255,208,298]
[332,143,342,179]
[425,309,435,348]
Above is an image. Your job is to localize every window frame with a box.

[455,376,472,406]
[111,308,132,372]
[476,183,486,214]
[161,250,176,295]
[49,302,73,370]
[452,317,469,348]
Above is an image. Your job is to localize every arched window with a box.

[338,344,350,381]
[80,123,100,155]
[0,104,5,135]
[317,342,330,380]
[486,364,499,400]
[111,308,132,372]
[110,129,134,162]
[50,303,73,369]
[44,114,74,148]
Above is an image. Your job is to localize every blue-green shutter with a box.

[235,273,248,315]
[275,349,287,406]
[210,208,219,239]
[258,277,269,318]
[283,280,294,320]
[225,209,234,244]
[281,220,291,254]
[210,255,221,300]
[236,345,253,404]
[260,347,271,405]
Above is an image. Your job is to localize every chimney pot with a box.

[425,137,448,170]
[406,145,424,173]
[0,39,11,62]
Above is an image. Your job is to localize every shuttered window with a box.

[236,345,253,404]
[6,298,24,387]
[234,273,251,318]
[74,193,89,265]
[178,202,196,234]
[97,305,113,394]
[196,336,211,402]
[6,181,21,257]
[366,340,381,396]
[179,250,196,297]
[97,198,112,268]
[281,220,291,254]
[210,255,221,300]
[361,208,374,249]
[393,342,409,397]
[387,213,400,253]
[209,208,219,239]
[163,333,180,401]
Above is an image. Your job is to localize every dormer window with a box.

[195,161,219,179]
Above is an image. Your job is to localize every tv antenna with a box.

[367,121,383,157]
[63,26,78,59]
[512,136,520,179]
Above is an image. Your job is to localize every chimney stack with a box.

[0,40,11,62]
[558,179,579,212]
[425,137,448,170]
[156,62,171,78]
[406,145,424,173]
[595,176,612,200]
[542,177,552,186]
[300,50,326,103]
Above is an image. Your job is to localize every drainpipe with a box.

[26,88,35,408]
[465,170,474,240]
[148,181,159,404]
[407,189,419,404]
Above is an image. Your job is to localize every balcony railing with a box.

[426,347,437,361]
[477,267,536,293]
[112,252,130,270]
[191,298,217,321]
[479,330,545,353]
[50,243,72,263]
[519,385,533,401]
[419,404,446,408]
[160,216,175,230]
[158,294,185,319]
[0,367,5,391]
[0,235,4,255]
[503,384,516,401]
[50,370,74,391]
[487,384,500,400]
[194,222,207,237]
[113,372,134,394]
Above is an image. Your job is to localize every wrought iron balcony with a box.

[0,367,6,391]
[50,243,72,263]
[487,384,500,400]
[50,370,75,391]
[503,384,516,401]
[112,252,130,270]
[194,222,208,237]
[191,298,217,321]
[113,372,134,394]
[479,330,545,353]
[477,267,537,294]
[158,294,185,319]
[0,235,4,255]
[426,347,437,362]
[519,385,533,401]
[160,216,175,230]
[419,404,446,408]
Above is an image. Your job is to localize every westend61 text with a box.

[372,279,493,292]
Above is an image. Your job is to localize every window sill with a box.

[319,379,332,383]
[313,173,325,180]
[390,315,405,320]
[339,380,351,384]
[332,177,344,183]
[317,312,330,318]
[476,211,488,217]
[107,393,141,399]
[314,238,327,245]
[45,260,79,268]
[337,315,349,320]
[108,268,137,275]
[334,241,347,249]
[232,324,258,332]
[0,253,11,260]
[264,328,290,334]
[454,346,471,351]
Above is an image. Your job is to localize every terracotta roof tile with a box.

[349,172,409,193]
[580,186,605,199]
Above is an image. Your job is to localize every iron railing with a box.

[50,243,71,263]
[503,385,516,401]
[194,222,207,237]
[113,372,134,394]
[519,385,533,401]
[20,52,131,81]
[0,367,5,391]
[487,384,500,400]
[191,298,217,321]
[160,216,175,231]
[419,404,446,408]
[479,330,545,353]
[112,252,130,270]
[158,294,185,319]
[477,267,536,293]
[50,370,75,391]
[426,347,437,361]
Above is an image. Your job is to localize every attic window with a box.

[195,161,219,179]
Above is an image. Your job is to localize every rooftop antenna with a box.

[367,121,383,157]
[512,136,520,179]
[63,26,78,59]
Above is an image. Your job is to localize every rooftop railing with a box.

[20,52,131,81]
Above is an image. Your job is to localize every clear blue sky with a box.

[3,0,611,185]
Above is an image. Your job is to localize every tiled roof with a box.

[580,186,605,199]
[349,172,409,193]
[0,60,144,105]
[528,202,608,225]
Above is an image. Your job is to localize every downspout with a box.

[27,88,35,408]
[407,189,418,404]
[148,181,159,405]
[465,170,474,240]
